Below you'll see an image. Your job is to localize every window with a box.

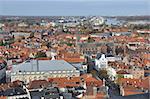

[39,76,41,79]
[53,75,56,77]
[134,81,136,83]
[62,74,66,77]
[36,72,40,74]
[34,76,37,80]
[53,71,57,73]
[49,71,52,73]
[76,82,80,84]
[31,72,35,74]
[26,72,30,74]
[43,76,47,79]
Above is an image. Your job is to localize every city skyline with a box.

[0,1,150,98]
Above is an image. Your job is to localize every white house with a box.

[95,54,108,70]
[95,54,117,81]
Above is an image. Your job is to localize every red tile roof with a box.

[48,74,103,88]
[117,70,129,74]
[96,92,106,99]
[28,80,50,89]
[0,59,5,63]
[118,77,150,90]
[0,96,7,99]
[58,58,85,63]
[123,86,145,96]
[0,80,23,92]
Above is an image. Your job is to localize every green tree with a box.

[29,32,34,38]
[35,51,47,58]
[117,74,124,79]
[0,41,4,46]
[87,36,95,43]
[98,69,109,80]
[46,42,52,48]
[66,43,73,46]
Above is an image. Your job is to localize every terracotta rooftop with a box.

[0,96,7,99]
[118,77,150,90]
[0,59,5,64]
[117,70,130,74]
[123,86,145,96]
[0,80,23,92]
[48,74,103,88]
[28,80,50,90]
[96,92,106,99]
[58,58,85,63]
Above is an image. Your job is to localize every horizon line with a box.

[0,15,150,17]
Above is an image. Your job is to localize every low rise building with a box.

[77,42,114,55]
[129,68,144,79]
[118,77,149,96]
[95,54,117,81]
[0,81,31,99]
[117,70,133,79]
[95,54,108,70]
[11,60,80,83]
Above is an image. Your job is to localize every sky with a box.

[0,0,149,16]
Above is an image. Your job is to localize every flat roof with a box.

[12,60,77,72]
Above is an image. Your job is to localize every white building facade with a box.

[95,54,117,81]
[95,54,108,70]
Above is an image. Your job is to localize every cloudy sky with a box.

[0,0,149,16]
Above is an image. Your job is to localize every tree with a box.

[98,69,109,80]
[46,42,52,48]
[90,70,97,77]
[35,51,47,58]
[0,41,4,46]
[66,43,73,46]
[29,32,34,38]
[87,36,95,43]
[117,74,124,79]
